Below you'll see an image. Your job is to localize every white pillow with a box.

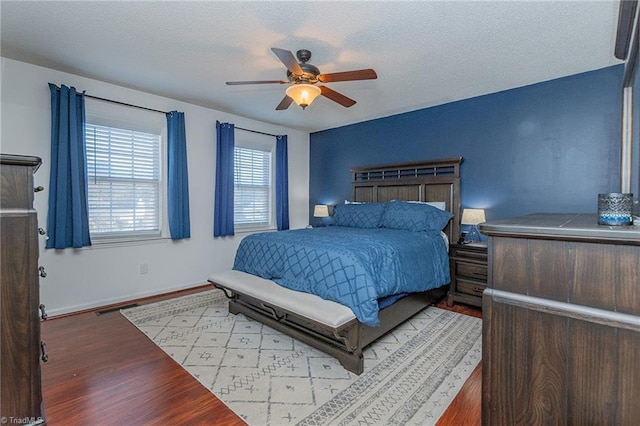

[406,200,447,210]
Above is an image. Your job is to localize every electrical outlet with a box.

[139,263,149,275]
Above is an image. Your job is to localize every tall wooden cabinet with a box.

[480,213,640,425]
[1,154,46,425]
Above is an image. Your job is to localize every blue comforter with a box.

[232,226,450,327]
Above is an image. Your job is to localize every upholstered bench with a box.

[207,270,356,328]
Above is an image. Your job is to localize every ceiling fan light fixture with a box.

[285,84,321,110]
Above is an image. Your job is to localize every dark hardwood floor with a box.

[435,301,482,426]
[40,287,482,426]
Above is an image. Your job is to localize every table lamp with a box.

[461,208,486,243]
[313,204,329,227]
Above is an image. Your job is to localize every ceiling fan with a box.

[226,48,377,110]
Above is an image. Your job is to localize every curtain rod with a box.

[54,86,170,115]
[58,87,284,133]
[235,126,282,138]
[84,93,170,115]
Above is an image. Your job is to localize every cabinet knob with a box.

[38,266,47,278]
[34,186,44,192]
[38,227,46,235]
[40,341,48,362]
[39,304,48,320]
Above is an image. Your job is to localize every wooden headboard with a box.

[350,157,463,243]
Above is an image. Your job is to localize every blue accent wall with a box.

[310,65,624,224]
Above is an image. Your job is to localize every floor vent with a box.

[96,303,139,316]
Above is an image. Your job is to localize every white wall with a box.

[0,58,310,316]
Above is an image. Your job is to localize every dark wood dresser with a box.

[1,154,46,425]
[480,213,640,425]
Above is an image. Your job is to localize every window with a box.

[234,145,274,230]
[85,123,162,239]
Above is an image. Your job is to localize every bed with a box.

[208,157,462,374]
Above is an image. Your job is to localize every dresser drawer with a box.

[457,262,487,280]
[457,279,487,297]
[452,248,488,262]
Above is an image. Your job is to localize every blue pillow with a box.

[332,202,385,228]
[381,200,453,232]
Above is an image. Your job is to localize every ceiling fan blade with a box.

[226,80,288,85]
[318,69,377,83]
[271,48,304,76]
[320,86,356,108]
[275,95,294,110]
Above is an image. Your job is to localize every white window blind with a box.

[234,146,272,227]
[85,123,161,237]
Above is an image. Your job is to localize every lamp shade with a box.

[286,84,321,109]
[313,204,329,218]
[461,208,486,225]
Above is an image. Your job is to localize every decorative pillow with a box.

[333,202,385,228]
[381,200,453,232]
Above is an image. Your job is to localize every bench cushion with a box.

[208,270,357,328]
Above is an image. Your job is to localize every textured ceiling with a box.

[0,1,623,133]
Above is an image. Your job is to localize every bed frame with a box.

[210,157,463,374]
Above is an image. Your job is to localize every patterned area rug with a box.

[121,290,482,425]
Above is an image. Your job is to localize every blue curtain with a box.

[46,83,91,249]
[214,121,235,237]
[166,111,191,239]
[276,135,290,230]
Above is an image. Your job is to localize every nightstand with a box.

[447,242,488,307]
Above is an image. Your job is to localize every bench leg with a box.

[336,350,364,375]
[228,300,241,315]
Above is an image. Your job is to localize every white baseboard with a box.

[44,281,210,318]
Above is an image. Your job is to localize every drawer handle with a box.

[40,341,48,362]
[34,186,45,193]
[39,304,48,320]
[39,227,46,235]
[39,266,47,278]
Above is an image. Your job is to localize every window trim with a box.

[233,137,277,233]
[84,110,168,245]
